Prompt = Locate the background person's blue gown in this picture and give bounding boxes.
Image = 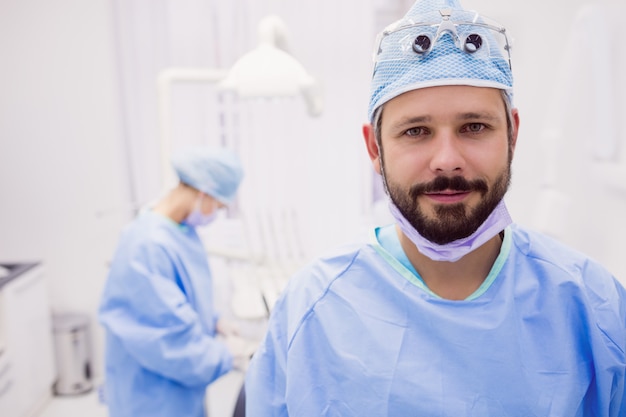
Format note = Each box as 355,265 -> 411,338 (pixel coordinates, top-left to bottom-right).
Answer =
246,224 -> 626,416
99,211 -> 232,417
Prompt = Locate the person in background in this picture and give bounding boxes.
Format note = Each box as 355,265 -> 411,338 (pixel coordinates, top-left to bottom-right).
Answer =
99,145 -> 250,417
244,0 -> 626,415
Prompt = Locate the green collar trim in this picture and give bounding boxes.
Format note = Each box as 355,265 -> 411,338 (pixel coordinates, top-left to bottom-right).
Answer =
370,226 -> 512,301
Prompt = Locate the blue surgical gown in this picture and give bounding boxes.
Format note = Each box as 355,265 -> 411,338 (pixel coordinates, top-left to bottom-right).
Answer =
99,211 -> 232,417
246,224 -> 626,416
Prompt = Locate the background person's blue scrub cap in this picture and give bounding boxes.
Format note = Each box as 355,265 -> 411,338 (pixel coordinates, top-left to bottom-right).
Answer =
171,146 -> 244,205
368,0 -> 513,122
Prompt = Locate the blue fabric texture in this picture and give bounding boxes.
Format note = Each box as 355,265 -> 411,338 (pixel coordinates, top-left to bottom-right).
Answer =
245,224 -> 626,416
99,211 -> 232,417
368,0 -> 513,121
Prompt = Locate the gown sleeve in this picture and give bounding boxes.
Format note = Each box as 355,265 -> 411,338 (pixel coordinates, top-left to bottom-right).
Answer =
611,278 -> 626,415
585,270 -> 626,416
245,294 -> 290,417
99,238 -> 233,387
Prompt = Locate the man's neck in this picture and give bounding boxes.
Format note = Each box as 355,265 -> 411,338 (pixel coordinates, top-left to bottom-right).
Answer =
397,225 -> 503,300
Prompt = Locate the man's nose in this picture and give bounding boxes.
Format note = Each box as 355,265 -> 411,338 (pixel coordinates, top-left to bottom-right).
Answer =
428,133 -> 465,174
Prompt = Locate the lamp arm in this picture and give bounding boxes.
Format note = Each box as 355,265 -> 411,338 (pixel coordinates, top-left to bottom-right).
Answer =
300,80 -> 324,118
258,15 -> 291,52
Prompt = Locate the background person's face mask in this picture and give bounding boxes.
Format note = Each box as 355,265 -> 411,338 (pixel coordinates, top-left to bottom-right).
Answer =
184,195 -> 219,227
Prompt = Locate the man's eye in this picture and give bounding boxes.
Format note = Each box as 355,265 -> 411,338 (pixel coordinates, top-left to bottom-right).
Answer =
465,123 -> 485,133
406,127 -> 426,136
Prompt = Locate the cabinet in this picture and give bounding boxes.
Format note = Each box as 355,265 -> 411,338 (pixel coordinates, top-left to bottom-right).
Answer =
0,263 -> 56,417
0,343 -> 18,417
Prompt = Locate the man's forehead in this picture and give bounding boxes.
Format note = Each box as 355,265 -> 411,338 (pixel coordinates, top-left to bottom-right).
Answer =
383,85 -> 506,122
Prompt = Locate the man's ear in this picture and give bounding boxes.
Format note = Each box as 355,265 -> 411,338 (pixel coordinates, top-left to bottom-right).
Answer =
510,108 -> 520,156
362,123 -> 381,174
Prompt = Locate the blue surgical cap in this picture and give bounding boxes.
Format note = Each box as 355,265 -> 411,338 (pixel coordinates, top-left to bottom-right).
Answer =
368,0 -> 513,122
171,146 -> 244,205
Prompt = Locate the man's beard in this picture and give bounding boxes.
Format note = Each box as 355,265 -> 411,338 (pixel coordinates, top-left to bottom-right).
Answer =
384,165 -> 511,245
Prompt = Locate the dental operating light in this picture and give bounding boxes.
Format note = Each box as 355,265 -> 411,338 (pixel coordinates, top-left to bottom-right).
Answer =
158,15 -> 323,190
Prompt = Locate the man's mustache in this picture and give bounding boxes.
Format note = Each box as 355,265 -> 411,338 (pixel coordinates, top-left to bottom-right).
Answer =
409,176 -> 489,199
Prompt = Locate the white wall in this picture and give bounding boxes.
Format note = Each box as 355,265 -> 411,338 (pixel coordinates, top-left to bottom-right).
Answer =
1,0 -> 625,382
0,0 -> 130,376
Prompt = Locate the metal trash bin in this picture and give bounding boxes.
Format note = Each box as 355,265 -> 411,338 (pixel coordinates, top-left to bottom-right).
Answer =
52,312 -> 93,395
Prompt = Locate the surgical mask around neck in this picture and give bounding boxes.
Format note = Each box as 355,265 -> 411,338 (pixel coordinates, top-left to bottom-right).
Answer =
388,199 -> 512,262
184,196 -> 219,227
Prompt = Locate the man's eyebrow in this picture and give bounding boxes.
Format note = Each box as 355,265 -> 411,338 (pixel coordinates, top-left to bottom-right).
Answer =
457,112 -> 500,121
390,115 -> 431,130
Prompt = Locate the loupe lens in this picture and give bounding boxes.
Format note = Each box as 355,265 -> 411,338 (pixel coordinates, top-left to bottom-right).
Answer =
464,33 -> 483,53
413,35 -> 432,54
